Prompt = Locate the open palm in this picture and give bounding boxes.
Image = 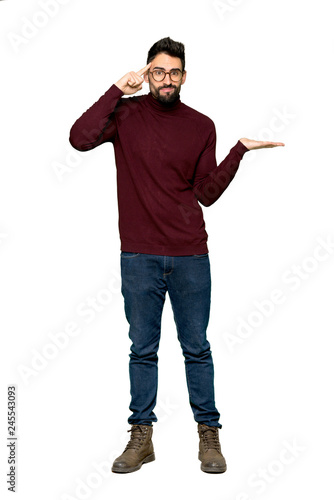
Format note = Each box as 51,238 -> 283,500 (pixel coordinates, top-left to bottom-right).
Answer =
240,138 -> 285,150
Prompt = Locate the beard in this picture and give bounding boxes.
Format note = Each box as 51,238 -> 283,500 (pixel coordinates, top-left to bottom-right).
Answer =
150,83 -> 181,105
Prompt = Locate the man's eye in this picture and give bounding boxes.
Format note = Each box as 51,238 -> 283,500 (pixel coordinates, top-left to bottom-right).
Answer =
155,71 -> 163,75
171,71 -> 180,76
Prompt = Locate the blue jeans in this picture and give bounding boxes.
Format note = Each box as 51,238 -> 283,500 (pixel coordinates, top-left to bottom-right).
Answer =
120,252 -> 221,428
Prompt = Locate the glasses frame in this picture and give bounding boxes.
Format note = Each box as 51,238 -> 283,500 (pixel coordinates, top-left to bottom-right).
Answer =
149,69 -> 184,83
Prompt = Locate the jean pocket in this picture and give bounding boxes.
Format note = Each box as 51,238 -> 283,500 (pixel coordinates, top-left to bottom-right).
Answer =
193,253 -> 208,258
121,252 -> 140,259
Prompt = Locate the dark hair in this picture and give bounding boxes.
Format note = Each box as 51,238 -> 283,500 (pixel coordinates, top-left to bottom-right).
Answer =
147,37 -> 185,71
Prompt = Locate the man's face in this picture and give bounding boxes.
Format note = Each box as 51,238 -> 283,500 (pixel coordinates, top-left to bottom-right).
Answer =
144,53 -> 187,104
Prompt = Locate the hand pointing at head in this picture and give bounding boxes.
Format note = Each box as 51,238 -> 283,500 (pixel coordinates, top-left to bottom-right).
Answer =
115,63 -> 152,95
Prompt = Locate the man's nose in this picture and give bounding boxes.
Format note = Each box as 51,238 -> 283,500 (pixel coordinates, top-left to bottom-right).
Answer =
164,73 -> 171,84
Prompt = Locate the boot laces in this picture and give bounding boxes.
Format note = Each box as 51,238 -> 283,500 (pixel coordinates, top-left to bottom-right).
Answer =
200,426 -> 220,452
124,425 -> 148,451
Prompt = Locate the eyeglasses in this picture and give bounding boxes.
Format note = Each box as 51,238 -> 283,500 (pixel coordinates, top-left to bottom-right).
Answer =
150,69 -> 184,82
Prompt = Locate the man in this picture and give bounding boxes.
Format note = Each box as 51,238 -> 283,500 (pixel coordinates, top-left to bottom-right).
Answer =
69,37 -> 284,474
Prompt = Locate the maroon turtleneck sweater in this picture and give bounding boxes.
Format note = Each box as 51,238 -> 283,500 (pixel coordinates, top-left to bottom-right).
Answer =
69,84 -> 249,256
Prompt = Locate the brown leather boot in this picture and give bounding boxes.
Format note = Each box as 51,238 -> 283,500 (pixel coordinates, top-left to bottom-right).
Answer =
198,423 -> 227,473
112,424 -> 155,473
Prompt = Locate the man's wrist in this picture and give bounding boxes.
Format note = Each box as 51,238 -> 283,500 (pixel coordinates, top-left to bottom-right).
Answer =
112,83 -> 125,96
235,140 -> 250,157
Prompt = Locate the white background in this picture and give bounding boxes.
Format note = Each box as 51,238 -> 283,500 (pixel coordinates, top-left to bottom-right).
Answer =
1,0 -> 334,499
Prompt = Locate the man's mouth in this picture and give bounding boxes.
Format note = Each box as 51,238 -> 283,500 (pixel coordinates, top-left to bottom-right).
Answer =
160,87 -> 174,93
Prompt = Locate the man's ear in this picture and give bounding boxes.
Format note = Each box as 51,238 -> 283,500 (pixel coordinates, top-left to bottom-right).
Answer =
144,73 -> 149,83
181,70 -> 187,85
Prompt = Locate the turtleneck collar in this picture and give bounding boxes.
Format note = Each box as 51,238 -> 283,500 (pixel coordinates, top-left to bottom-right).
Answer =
145,91 -> 182,113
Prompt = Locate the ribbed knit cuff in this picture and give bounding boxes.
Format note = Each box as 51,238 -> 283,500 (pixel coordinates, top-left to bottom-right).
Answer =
234,140 -> 250,158
109,83 -> 125,98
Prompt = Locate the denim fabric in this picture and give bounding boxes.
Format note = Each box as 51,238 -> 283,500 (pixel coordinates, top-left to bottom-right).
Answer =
120,252 -> 221,428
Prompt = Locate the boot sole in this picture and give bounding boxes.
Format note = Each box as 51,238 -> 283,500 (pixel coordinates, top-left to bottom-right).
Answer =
112,453 -> 155,473
200,463 -> 227,473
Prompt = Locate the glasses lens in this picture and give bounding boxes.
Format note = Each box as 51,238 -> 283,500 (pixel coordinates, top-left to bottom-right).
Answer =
152,70 -> 165,82
170,70 -> 182,82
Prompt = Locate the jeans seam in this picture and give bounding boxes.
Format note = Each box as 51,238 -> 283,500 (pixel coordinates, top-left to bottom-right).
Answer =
185,363 -> 193,400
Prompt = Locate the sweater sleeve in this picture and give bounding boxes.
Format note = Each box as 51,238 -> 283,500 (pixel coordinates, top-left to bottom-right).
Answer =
69,84 -> 124,151
192,122 -> 249,207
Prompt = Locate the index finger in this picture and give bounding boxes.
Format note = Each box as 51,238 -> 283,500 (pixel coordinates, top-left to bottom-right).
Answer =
136,62 -> 152,77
